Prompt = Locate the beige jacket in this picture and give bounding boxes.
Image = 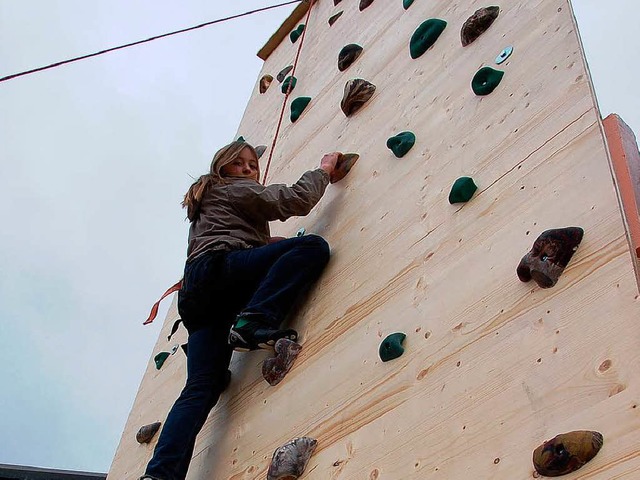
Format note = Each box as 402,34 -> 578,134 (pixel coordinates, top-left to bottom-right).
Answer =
186,169 -> 330,261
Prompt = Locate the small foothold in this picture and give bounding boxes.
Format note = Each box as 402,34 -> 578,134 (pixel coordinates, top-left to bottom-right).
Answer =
338,44 -> 364,71
290,97 -> 312,123
290,24 -> 305,43
260,75 -> 273,94
386,131 -> 416,158
533,431 -> 603,477
496,45 -> 513,64
448,177 -> 478,204
170,344 -> 179,355
340,79 -> 376,116
410,19 -> 447,59
359,0 -> 374,11
334,0 -> 342,5
472,66 -> 504,95
255,145 -> 267,159
331,153 -> 359,183
461,6 -> 500,46
277,65 -> 294,83
403,0 -> 415,9
328,11 -> 344,26
296,227 -> 306,237
136,422 -> 162,444
154,352 -> 170,370
268,437 -> 318,480
282,76 -> 297,94
262,338 -> 302,386
379,333 -> 406,362
517,227 -> 584,288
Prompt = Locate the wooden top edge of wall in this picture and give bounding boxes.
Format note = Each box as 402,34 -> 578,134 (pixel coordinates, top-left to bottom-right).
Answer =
257,1 -> 311,61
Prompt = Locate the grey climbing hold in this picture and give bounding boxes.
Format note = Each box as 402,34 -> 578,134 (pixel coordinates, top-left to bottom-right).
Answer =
341,79 -> 376,116
296,227 -> 306,237
495,45 -> 513,64
268,437 -> 318,480
255,145 -> 267,159
277,65 -> 294,83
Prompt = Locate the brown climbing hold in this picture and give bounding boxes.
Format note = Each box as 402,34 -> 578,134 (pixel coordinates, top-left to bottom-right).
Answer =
517,227 -> 584,288
533,431 -> 603,477
268,437 -> 318,480
461,6 -> 500,46
262,338 -> 302,386
338,44 -> 364,71
255,145 -> 267,159
136,422 -> 162,444
359,0 -> 374,11
259,75 -> 273,94
330,153 -> 359,184
334,0 -> 342,5
277,65 -> 294,83
340,79 -> 376,116
328,11 -> 344,26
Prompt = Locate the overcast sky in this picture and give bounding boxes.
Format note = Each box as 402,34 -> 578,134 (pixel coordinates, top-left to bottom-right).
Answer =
0,0 -> 638,474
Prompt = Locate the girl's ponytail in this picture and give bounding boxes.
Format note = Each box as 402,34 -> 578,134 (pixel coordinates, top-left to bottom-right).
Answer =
182,174 -> 214,221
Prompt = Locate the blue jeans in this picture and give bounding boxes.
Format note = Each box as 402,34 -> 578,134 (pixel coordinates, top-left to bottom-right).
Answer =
145,235 -> 330,480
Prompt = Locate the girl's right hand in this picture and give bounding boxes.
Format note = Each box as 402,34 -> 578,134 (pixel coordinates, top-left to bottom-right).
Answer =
320,152 -> 340,175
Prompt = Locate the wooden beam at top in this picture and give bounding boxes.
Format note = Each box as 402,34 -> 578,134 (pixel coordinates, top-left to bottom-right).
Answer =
257,1 -> 311,61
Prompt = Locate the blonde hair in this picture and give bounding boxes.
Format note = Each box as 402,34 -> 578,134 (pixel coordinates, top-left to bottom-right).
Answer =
182,141 -> 259,221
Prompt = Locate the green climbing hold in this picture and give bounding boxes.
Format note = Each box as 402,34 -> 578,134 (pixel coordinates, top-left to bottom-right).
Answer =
379,333 -> 406,362
472,66 -> 504,95
386,132 -> 416,158
290,24 -> 305,43
237,136 -> 245,142
290,97 -> 312,122
281,76 -> 297,94
403,0 -> 415,9
154,352 -> 170,370
410,19 -> 447,59
255,145 -> 267,159
449,177 -> 478,204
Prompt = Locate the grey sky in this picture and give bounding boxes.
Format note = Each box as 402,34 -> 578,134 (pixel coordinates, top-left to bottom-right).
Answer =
0,0 -> 638,474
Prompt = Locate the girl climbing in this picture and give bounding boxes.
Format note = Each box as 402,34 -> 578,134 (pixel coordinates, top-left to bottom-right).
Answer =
140,140 -> 338,480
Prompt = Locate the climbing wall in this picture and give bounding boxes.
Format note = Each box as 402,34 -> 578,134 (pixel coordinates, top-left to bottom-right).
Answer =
109,0 -> 640,478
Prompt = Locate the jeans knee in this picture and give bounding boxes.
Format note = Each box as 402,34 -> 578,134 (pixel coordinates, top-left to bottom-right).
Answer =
304,234 -> 331,265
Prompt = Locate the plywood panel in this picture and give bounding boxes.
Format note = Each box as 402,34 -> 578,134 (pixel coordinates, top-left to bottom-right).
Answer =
108,0 -> 640,478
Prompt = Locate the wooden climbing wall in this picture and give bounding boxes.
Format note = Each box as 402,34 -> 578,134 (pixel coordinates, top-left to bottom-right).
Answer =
108,0 -> 640,478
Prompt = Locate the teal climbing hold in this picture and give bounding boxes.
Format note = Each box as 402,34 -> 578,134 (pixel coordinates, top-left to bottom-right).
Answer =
386,132 -> 416,158
290,24 -> 305,43
237,136 -> 245,142
472,66 -> 504,95
449,177 -> 478,204
410,19 -> 447,59
379,333 -> 406,362
290,97 -> 312,122
154,352 -> 170,370
403,0 -> 415,9
281,76 -> 297,94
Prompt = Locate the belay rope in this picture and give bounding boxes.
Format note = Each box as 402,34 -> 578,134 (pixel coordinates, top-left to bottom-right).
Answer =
143,1 -> 316,330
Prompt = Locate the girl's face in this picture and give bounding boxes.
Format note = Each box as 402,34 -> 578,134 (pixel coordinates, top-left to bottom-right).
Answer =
220,147 -> 259,181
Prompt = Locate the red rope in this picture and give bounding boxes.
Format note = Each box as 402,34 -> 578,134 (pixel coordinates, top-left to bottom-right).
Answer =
143,280 -> 182,325
261,0 -> 316,184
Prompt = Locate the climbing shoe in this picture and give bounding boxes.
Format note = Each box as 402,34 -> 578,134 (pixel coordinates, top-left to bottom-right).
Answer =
228,320 -> 298,352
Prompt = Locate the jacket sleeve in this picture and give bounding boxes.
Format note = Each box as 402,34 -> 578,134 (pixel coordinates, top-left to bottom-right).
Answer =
228,169 -> 330,222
